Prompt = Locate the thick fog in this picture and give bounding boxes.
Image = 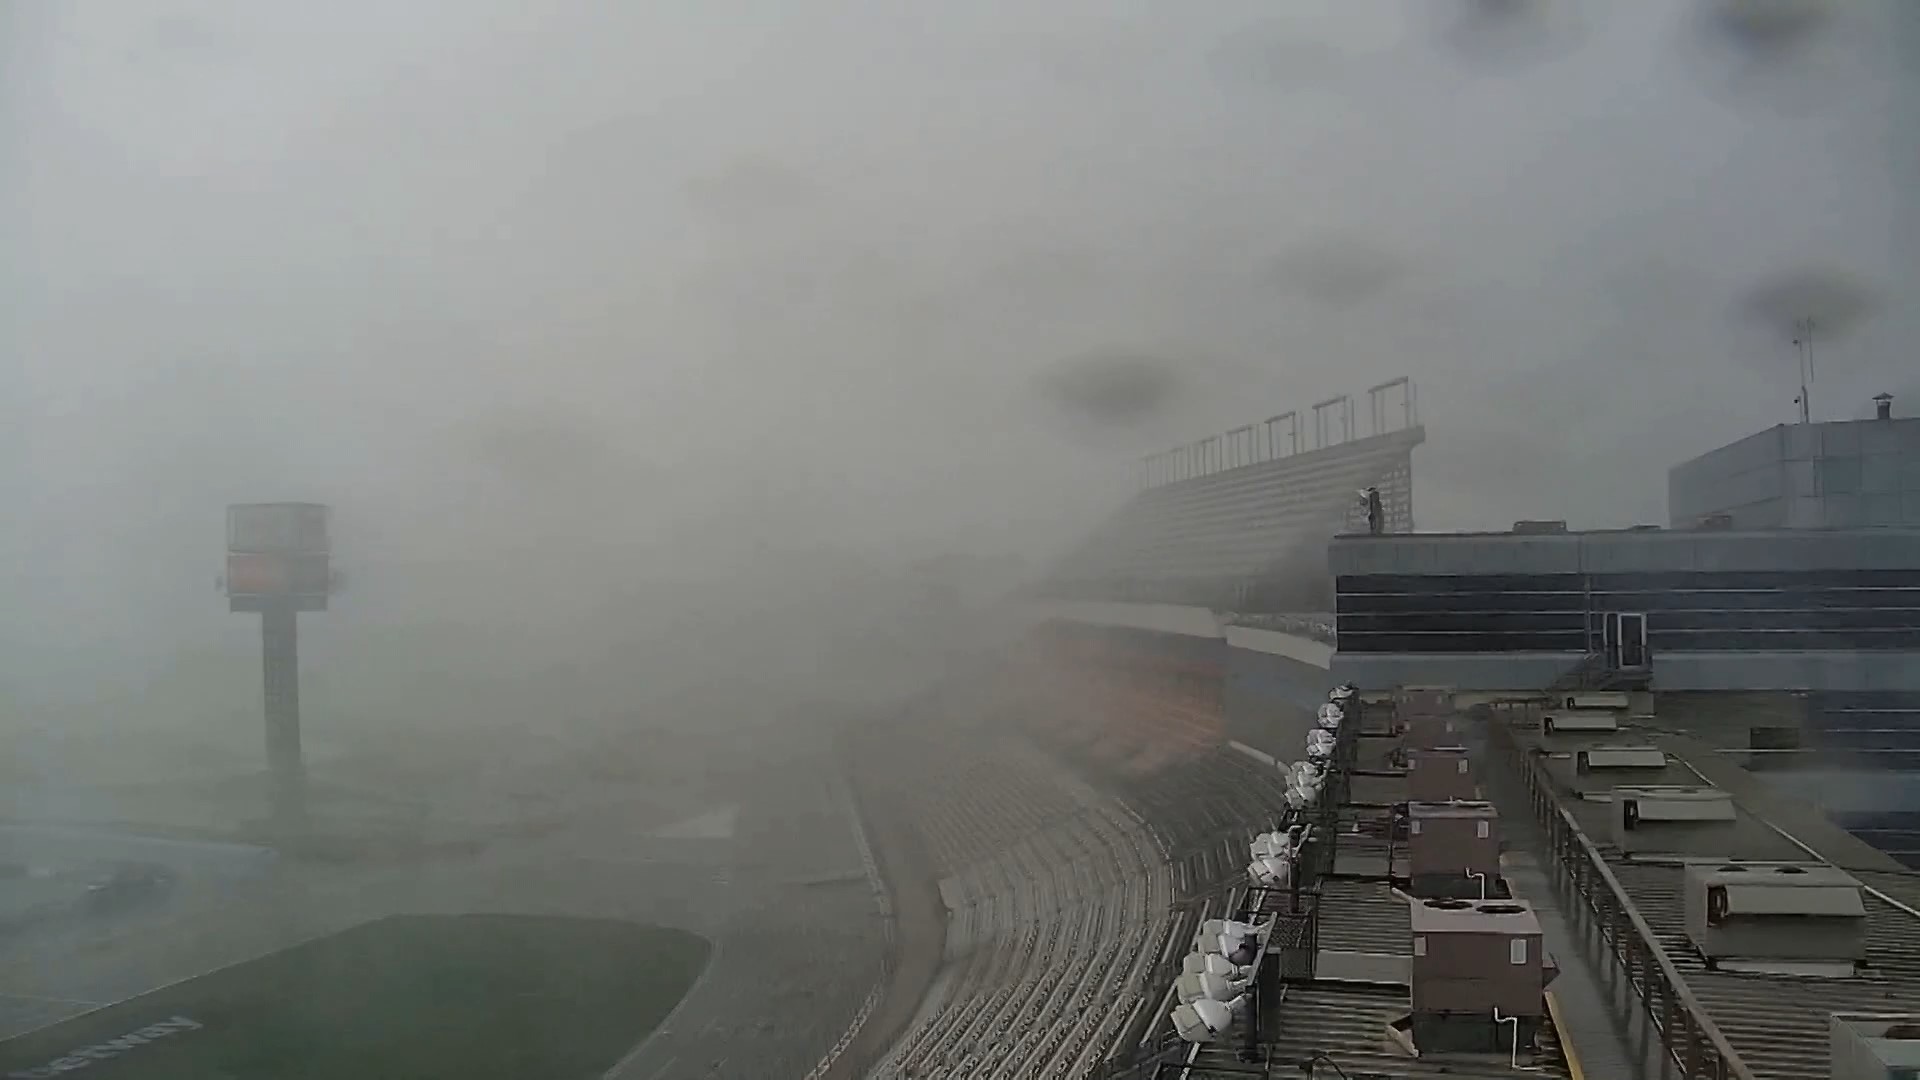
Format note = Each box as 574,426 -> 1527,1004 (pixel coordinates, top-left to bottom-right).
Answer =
4,2 -> 1916,772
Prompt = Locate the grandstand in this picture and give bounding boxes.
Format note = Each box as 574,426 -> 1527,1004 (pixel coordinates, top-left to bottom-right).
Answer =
846,633 -> 1302,1080
1045,381 -> 1423,610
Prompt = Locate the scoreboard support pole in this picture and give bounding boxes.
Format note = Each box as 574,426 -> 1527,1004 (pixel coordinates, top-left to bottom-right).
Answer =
261,600 -> 307,835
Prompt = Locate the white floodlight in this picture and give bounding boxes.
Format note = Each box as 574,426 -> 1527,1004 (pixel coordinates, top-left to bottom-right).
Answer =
1176,970 -> 1247,1004
1183,952 -> 1248,979
1171,1000 -> 1229,1043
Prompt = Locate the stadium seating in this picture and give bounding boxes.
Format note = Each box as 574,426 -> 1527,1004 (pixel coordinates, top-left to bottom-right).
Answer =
860,711 -> 1181,1080
1045,427 -> 1422,607
862,652 -> 1298,1079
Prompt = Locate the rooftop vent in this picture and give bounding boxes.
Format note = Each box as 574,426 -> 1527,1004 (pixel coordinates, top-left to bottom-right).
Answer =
1684,862 -> 1866,968
1832,1013 -> 1920,1080
1410,898 -> 1553,1016
1543,710 -> 1620,735
1875,393 -> 1894,421
1562,691 -> 1629,712
1576,745 -> 1667,773
1611,786 -> 1737,858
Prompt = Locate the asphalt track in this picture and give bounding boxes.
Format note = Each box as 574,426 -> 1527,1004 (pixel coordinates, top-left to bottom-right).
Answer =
0,751 -> 889,1080
821,767 -> 946,1080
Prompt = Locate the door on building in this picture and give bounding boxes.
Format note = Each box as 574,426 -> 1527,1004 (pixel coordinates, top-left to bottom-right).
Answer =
1613,612 -> 1649,669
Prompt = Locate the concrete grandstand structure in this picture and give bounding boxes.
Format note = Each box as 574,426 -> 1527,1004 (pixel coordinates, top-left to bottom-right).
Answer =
1046,381 -> 1424,610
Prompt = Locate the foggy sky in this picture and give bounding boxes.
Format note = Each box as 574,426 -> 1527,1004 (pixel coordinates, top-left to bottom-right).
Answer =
4,2 -> 1917,712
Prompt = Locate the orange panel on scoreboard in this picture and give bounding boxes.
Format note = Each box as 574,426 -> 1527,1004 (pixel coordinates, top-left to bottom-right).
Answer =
227,553 -> 291,594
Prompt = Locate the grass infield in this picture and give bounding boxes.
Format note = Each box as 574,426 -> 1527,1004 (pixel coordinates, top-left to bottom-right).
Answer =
0,914 -> 709,1079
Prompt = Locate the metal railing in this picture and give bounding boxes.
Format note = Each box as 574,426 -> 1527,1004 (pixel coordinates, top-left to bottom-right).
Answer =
1135,378 -> 1418,490
1491,722 -> 1758,1080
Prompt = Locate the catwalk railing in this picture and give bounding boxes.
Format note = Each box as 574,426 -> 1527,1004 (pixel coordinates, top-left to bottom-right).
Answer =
1492,721 -> 1756,1080
1135,377 -> 1418,491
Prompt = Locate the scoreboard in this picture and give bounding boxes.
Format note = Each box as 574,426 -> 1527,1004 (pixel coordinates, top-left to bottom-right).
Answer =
226,503 -> 331,612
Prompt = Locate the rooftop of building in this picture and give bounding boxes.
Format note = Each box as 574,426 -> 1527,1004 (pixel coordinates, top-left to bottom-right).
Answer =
1500,699 -> 1920,1080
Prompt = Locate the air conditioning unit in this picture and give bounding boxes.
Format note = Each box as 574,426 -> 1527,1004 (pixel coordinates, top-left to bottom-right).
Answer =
1684,862 -> 1867,966
1831,1013 -> 1920,1080
1401,686 -> 1455,716
1408,747 -> 1476,802
1610,786 -> 1736,857
1407,800 -> 1501,898
1409,898 -> 1559,1054
1405,713 -> 1459,751
1576,745 -> 1667,773
1542,710 -> 1619,735
1562,691 -> 1629,711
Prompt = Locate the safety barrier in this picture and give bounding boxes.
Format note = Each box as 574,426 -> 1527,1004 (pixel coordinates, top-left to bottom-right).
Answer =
1492,722 -> 1757,1080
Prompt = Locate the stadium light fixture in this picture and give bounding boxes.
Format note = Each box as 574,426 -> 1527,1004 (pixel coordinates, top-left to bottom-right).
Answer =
1176,970 -> 1249,1005
1183,952 -> 1249,979
1306,728 -> 1337,758
1170,996 -> 1250,1043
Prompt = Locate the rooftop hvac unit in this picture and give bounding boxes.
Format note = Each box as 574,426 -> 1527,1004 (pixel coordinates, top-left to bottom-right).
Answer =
1684,862 -> 1867,966
1407,800 -> 1501,898
1576,745 -> 1667,773
1831,1012 -> 1920,1080
1408,898 -> 1559,1054
1511,519 -> 1568,534
1611,786 -> 1737,858
1408,747 -> 1477,802
1406,713 -> 1459,751
1542,710 -> 1619,735
1562,691 -> 1630,711
1401,686 -> 1455,717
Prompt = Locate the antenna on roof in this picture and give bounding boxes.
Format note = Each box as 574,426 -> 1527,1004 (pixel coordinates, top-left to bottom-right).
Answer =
1791,316 -> 1815,424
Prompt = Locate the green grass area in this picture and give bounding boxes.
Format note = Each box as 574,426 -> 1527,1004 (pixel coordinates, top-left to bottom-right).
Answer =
0,915 -> 709,1080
